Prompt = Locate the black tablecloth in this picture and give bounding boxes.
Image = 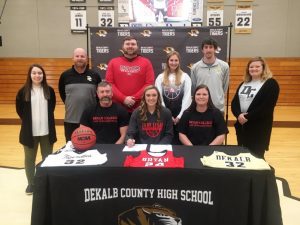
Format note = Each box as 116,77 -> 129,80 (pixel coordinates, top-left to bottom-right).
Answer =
31,145 -> 283,225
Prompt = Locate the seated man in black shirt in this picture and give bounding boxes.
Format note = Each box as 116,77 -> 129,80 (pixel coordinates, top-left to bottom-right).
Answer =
80,81 -> 129,144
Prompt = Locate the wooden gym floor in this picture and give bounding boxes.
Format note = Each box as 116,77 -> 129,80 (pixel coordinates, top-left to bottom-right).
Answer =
0,104 -> 299,198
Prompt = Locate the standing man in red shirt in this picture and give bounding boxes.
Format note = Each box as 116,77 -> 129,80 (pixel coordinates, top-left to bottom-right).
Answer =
106,36 -> 155,113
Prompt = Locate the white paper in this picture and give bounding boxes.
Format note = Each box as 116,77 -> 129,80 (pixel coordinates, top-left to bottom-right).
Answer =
122,144 -> 147,152
149,144 -> 173,152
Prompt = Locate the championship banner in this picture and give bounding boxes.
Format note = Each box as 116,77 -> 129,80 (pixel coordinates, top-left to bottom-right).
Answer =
89,27 -> 229,79
70,6 -> 87,33
129,0 -> 203,27
118,0 -> 130,22
191,0 -> 204,26
207,5 -> 224,27
98,6 -> 115,27
235,5 -> 252,34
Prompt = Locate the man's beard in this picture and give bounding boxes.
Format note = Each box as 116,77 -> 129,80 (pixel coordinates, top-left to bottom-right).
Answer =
75,61 -> 87,69
122,48 -> 138,56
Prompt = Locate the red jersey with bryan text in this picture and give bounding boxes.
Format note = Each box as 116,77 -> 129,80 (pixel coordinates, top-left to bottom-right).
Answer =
124,150 -> 184,168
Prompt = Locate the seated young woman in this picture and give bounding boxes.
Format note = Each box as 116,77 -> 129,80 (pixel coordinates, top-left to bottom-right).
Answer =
178,84 -> 228,146
126,85 -> 173,147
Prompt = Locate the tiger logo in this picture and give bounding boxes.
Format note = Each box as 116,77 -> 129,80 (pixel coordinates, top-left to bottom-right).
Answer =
97,63 -> 108,70
187,63 -> 193,70
118,204 -> 182,225
215,46 -> 222,54
140,30 -> 152,37
96,30 -> 108,37
163,47 -> 175,54
188,29 -> 199,37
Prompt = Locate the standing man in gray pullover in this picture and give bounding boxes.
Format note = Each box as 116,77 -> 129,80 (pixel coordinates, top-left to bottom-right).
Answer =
191,38 -> 229,113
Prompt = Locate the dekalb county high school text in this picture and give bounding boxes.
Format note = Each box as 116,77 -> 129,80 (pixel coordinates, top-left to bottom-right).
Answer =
84,188 -> 214,205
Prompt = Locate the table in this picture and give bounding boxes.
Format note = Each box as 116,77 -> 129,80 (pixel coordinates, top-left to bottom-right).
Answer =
31,145 -> 283,225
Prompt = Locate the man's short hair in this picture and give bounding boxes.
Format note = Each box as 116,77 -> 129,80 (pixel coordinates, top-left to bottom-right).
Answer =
123,36 -> 138,45
98,81 -> 112,88
201,37 -> 218,49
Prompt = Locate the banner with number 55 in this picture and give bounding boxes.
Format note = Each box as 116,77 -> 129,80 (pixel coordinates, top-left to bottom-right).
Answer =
207,5 -> 224,27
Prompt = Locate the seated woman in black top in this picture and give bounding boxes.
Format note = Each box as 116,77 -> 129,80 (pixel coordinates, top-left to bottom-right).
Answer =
178,84 -> 228,146
126,85 -> 173,147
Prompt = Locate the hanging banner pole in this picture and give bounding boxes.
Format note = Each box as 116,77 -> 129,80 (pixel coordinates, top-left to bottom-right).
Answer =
86,23 -> 90,68
225,22 -> 233,145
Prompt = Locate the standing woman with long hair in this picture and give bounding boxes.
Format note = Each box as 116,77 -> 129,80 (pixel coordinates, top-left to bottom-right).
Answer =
231,57 -> 279,158
155,51 -> 191,144
178,84 -> 228,146
126,85 -> 173,147
16,64 -> 57,194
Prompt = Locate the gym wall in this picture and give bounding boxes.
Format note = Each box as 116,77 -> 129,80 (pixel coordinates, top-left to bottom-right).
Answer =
0,0 -> 299,58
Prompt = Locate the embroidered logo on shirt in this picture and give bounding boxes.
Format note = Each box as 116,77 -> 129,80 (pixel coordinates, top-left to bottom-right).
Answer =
92,116 -> 117,123
142,122 -> 163,138
87,76 -> 92,82
189,120 -> 212,128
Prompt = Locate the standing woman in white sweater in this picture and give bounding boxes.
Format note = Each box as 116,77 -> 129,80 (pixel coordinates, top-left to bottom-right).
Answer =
155,51 -> 192,144
16,64 -> 57,194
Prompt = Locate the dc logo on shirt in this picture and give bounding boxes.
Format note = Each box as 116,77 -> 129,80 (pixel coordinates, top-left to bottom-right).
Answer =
241,86 -> 256,98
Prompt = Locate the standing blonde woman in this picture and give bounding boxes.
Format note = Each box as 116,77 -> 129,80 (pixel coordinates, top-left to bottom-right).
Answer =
16,64 -> 57,194
231,57 -> 279,158
155,51 -> 191,144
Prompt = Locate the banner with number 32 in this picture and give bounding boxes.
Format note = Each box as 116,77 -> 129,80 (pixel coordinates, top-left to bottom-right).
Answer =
98,6 -> 115,27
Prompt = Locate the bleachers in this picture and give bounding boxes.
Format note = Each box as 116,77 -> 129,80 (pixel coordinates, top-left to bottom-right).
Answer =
0,57 -> 299,126
0,58 -> 72,105
229,58 -> 300,106
1,57 -> 300,106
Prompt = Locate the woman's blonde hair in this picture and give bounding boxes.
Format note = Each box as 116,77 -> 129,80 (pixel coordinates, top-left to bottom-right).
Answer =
139,85 -> 162,122
162,51 -> 183,86
244,57 -> 273,82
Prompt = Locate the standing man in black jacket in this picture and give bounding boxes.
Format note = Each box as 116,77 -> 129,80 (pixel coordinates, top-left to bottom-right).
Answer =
59,48 -> 101,141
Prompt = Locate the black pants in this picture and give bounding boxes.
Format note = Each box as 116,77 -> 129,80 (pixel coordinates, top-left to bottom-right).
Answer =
64,122 -> 80,142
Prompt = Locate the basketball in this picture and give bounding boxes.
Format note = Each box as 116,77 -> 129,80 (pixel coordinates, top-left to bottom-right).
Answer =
71,126 -> 96,151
